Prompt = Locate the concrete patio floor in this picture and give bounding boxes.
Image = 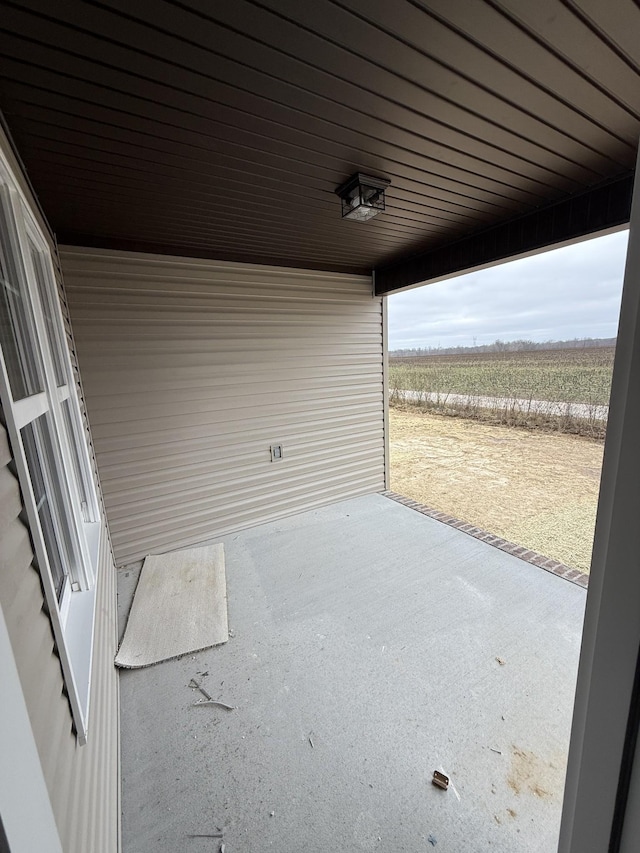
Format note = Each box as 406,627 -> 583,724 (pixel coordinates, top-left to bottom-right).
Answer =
117,493 -> 586,853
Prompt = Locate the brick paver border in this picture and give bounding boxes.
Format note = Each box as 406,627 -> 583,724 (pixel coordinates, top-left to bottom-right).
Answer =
382,490 -> 589,589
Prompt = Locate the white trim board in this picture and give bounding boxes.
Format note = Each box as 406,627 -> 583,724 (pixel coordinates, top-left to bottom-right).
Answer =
558,148 -> 640,853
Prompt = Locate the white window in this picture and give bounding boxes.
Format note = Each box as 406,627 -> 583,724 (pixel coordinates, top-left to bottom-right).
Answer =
0,153 -> 100,744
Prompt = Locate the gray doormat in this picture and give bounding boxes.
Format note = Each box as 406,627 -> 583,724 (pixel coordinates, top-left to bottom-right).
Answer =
115,543 -> 228,669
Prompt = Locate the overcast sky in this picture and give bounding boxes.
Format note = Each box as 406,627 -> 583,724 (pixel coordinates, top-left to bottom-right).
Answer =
387,230 -> 629,350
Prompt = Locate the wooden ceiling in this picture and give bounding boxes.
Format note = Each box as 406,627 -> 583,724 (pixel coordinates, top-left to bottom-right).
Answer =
0,0 -> 638,293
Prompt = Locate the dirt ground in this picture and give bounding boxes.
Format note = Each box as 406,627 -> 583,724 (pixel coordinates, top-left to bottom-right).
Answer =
389,406 -> 605,573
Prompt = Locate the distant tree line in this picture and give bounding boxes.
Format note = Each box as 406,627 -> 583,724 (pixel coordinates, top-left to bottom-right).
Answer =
390,336 -> 616,358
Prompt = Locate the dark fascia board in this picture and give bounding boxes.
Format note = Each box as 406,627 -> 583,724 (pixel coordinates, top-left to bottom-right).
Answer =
374,173 -> 634,296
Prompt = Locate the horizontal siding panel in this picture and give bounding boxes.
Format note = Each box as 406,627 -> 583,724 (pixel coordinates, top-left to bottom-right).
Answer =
73,326 -> 382,343
12,610 -> 57,710
72,313 -> 383,330
0,460 -> 23,530
0,419 -> 119,852
78,351 -> 382,371
85,378 -> 381,406
94,412 -> 382,445
0,230 -> 119,852
104,433 -> 377,501
62,247 -> 385,564
89,407 -> 383,452
104,444 -> 383,512
0,525 -> 33,608
107,451 -> 384,530
53,253 -> 121,852
35,664 -> 74,785
81,361 -> 382,392
1,534 -> 41,624
60,254 -> 373,289
97,423 -> 384,478
61,248 -> 374,283
66,277 -> 378,300
73,305 -> 380,324
72,298 -> 380,313
78,344 -> 380,363
63,527 -> 120,853
65,279 -> 378,297
90,387 -> 383,427
112,474 -> 383,565
99,436 -> 379,494
73,338 -> 380,354
107,466 -> 380,552
85,374 -> 383,410
73,335 -> 381,353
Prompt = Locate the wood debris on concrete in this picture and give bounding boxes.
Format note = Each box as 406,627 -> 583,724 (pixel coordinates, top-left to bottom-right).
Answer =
432,770 -> 449,790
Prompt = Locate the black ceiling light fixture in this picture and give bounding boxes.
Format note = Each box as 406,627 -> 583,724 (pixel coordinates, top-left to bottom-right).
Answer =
335,173 -> 391,222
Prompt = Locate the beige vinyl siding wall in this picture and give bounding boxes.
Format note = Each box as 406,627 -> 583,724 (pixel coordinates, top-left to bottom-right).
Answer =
0,417 -> 119,853
61,247 -> 385,566
0,126 -> 120,852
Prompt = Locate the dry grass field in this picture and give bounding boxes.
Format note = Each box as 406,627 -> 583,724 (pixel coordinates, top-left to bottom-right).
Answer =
390,347 -> 614,437
390,346 -> 614,402
389,406 -> 604,573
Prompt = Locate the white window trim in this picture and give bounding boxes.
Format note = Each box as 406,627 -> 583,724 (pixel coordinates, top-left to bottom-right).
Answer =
13,391 -> 48,428
18,209 -> 99,586
0,153 -> 101,745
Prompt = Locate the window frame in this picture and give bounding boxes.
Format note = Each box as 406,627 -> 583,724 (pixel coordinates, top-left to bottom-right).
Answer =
0,152 -> 100,745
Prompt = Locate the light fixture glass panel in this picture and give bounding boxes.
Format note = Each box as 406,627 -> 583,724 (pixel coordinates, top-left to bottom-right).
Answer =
344,203 -> 380,221
336,173 -> 389,222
